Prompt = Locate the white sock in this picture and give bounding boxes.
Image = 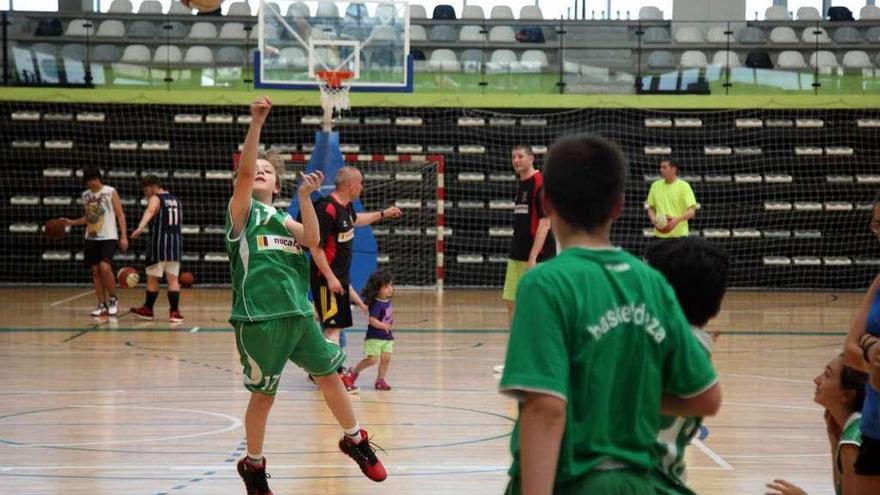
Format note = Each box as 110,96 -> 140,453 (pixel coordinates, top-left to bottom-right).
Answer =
246,452 -> 263,465
344,424 -> 362,444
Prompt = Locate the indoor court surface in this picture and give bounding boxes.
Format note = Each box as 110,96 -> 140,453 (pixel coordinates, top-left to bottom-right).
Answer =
0,287 -> 860,495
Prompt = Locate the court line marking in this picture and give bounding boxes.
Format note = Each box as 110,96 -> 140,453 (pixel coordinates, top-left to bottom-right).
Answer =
723,453 -> 828,459
719,372 -> 813,385
692,438 -> 734,470
49,290 -> 95,307
0,464 -> 511,471
724,401 -> 822,412
11,405 -> 241,448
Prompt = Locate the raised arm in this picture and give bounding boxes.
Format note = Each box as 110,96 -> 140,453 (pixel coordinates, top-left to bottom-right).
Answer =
230,96 -> 272,238
111,189 -> 128,251
355,206 -> 402,227
283,171 -> 325,249
132,195 -> 161,239
844,274 -> 880,372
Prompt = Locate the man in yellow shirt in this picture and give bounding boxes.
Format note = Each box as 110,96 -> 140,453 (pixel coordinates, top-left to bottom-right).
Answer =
646,160 -> 696,238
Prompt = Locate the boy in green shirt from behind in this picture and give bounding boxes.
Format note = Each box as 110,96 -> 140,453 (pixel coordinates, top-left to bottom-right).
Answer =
499,136 -> 722,495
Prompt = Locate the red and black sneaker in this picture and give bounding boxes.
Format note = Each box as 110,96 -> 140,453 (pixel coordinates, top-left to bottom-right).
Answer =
236,457 -> 273,495
339,429 -> 387,482
130,306 -> 154,320
169,310 -> 184,323
340,372 -> 360,394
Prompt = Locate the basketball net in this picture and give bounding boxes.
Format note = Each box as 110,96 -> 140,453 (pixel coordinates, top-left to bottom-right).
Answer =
317,70 -> 354,113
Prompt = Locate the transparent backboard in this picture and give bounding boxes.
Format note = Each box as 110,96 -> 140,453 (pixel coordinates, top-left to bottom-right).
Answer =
255,0 -> 412,91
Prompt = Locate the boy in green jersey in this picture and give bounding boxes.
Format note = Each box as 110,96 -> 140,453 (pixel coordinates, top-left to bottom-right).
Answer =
644,237 -> 730,495
499,136 -> 722,495
230,97 -> 386,495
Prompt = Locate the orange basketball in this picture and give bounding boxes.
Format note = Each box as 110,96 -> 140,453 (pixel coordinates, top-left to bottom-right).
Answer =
179,271 -> 195,288
45,218 -> 66,239
182,0 -> 222,12
117,266 -> 140,289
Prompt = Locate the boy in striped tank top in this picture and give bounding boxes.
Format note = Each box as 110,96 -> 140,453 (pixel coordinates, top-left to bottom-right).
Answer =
230,97 -> 386,495
644,237 -> 729,495
131,176 -> 184,322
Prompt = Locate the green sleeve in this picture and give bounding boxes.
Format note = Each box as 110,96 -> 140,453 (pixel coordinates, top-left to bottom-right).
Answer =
683,182 -> 697,209
660,282 -> 718,397
499,270 -> 569,402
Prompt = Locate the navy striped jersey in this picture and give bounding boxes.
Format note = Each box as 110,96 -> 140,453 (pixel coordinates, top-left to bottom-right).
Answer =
147,192 -> 182,263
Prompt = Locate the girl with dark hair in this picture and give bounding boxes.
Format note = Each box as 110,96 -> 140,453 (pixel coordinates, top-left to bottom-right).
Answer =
346,270 -> 396,390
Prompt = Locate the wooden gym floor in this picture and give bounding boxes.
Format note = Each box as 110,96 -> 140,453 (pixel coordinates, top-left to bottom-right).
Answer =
0,287 -> 862,494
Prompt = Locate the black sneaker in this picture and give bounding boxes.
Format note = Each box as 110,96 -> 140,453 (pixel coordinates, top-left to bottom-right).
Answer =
339,429 -> 387,482
237,457 -> 273,495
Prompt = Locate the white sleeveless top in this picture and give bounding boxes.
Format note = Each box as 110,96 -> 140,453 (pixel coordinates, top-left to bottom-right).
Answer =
81,185 -> 118,240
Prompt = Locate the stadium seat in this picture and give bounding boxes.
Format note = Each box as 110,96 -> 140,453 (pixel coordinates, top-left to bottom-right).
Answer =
643,27 -> 670,43
520,6 -> 542,20
138,0 -> 163,14
460,49 -> 484,72
263,2 -> 282,15
168,1 -> 191,14
120,44 -> 151,63
745,51 -> 773,68
832,26 -> 862,43
153,45 -> 183,63
427,49 -> 460,72
861,5 -> 880,19
867,27 -> 880,43
127,21 -> 158,39
216,46 -> 245,65
108,0 -> 133,14
432,5 -> 456,20
255,23 -> 279,40
184,46 -> 213,65
344,3 -> 368,22
462,5 -> 484,19
163,21 -> 189,39
459,25 -> 486,43
765,6 -> 789,20
61,43 -> 87,61
279,47 -> 308,68
711,50 -> 741,67
810,50 -> 839,68
429,25 -> 457,42
737,26 -> 767,43
638,6 -> 663,20
796,7 -> 821,20
92,44 -> 121,63
219,23 -> 248,40
316,1 -> 340,18
487,49 -> 517,72
96,20 -> 125,37
769,26 -> 798,43
227,1 -> 251,16
410,4 -> 427,19
706,25 -> 731,43
188,22 -> 218,39
842,50 -> 872,69
674,26 -> 703,43
647,50 -> 675,68
490,6 -> 514,19
488,26 -> 516,42
287,2 -> 310,17
520,50 -> 549,72
65,19 -> 92,36
801,26 -> 831,44
410,24 -> 427,41
680,50 -> 707,68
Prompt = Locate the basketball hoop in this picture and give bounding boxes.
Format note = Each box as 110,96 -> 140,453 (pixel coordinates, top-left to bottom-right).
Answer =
316,70 -> 354,113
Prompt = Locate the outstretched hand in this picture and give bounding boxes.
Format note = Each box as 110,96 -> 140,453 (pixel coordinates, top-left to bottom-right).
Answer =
250,96 -> 273,125
297,171 -> 325,196
765,479 -> 807,495
383,206 -> 403,219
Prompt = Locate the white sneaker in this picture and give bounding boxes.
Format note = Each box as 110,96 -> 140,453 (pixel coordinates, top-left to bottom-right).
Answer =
107,297 -> 119,316
493,365 -> 505,374
90,303 -> 108,317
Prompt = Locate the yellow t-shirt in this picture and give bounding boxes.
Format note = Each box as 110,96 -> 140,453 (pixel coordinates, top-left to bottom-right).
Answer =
646,179 -> 696,238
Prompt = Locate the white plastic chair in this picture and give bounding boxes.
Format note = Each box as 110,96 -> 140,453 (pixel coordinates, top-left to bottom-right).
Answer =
777,51 -> 807,69
680,50 -> 708,69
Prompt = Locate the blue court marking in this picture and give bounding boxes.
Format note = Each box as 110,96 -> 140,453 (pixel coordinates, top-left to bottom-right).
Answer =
698,425 -> 710,441
152,442 -> 243,495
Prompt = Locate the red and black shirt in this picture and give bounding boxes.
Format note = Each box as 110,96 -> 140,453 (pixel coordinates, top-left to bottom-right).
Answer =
310,194 -> 357,286
509,171 -> 556,262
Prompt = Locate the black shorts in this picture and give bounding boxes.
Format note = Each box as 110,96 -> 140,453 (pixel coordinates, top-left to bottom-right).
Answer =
83,240 -> 117,267
856,434 -> 880,475
311,280 -> 353,330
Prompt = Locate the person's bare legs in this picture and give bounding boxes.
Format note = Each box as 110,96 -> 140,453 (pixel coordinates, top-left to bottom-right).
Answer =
313,373 -> 358,430
324,327 -> 342,345
91,265 -> 106,304
98,260 -> 115,300
378,353 -> 391,381
353,355 -> 379,374
244,392 -> 275,457
505,300 -> 515,326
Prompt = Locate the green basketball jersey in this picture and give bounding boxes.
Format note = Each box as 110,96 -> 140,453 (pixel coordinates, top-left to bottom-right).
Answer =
499,247 -> 717,487
653,327 -> 714,495
226,199 -> 314,322
835,412 -> 862,495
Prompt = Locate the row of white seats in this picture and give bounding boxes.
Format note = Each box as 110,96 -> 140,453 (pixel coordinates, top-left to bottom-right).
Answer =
423,49 -> 548,73
674,25 -> 880,44
764,5 -> 880,20
679,50 -> 878,69
65,19 -> 260,39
